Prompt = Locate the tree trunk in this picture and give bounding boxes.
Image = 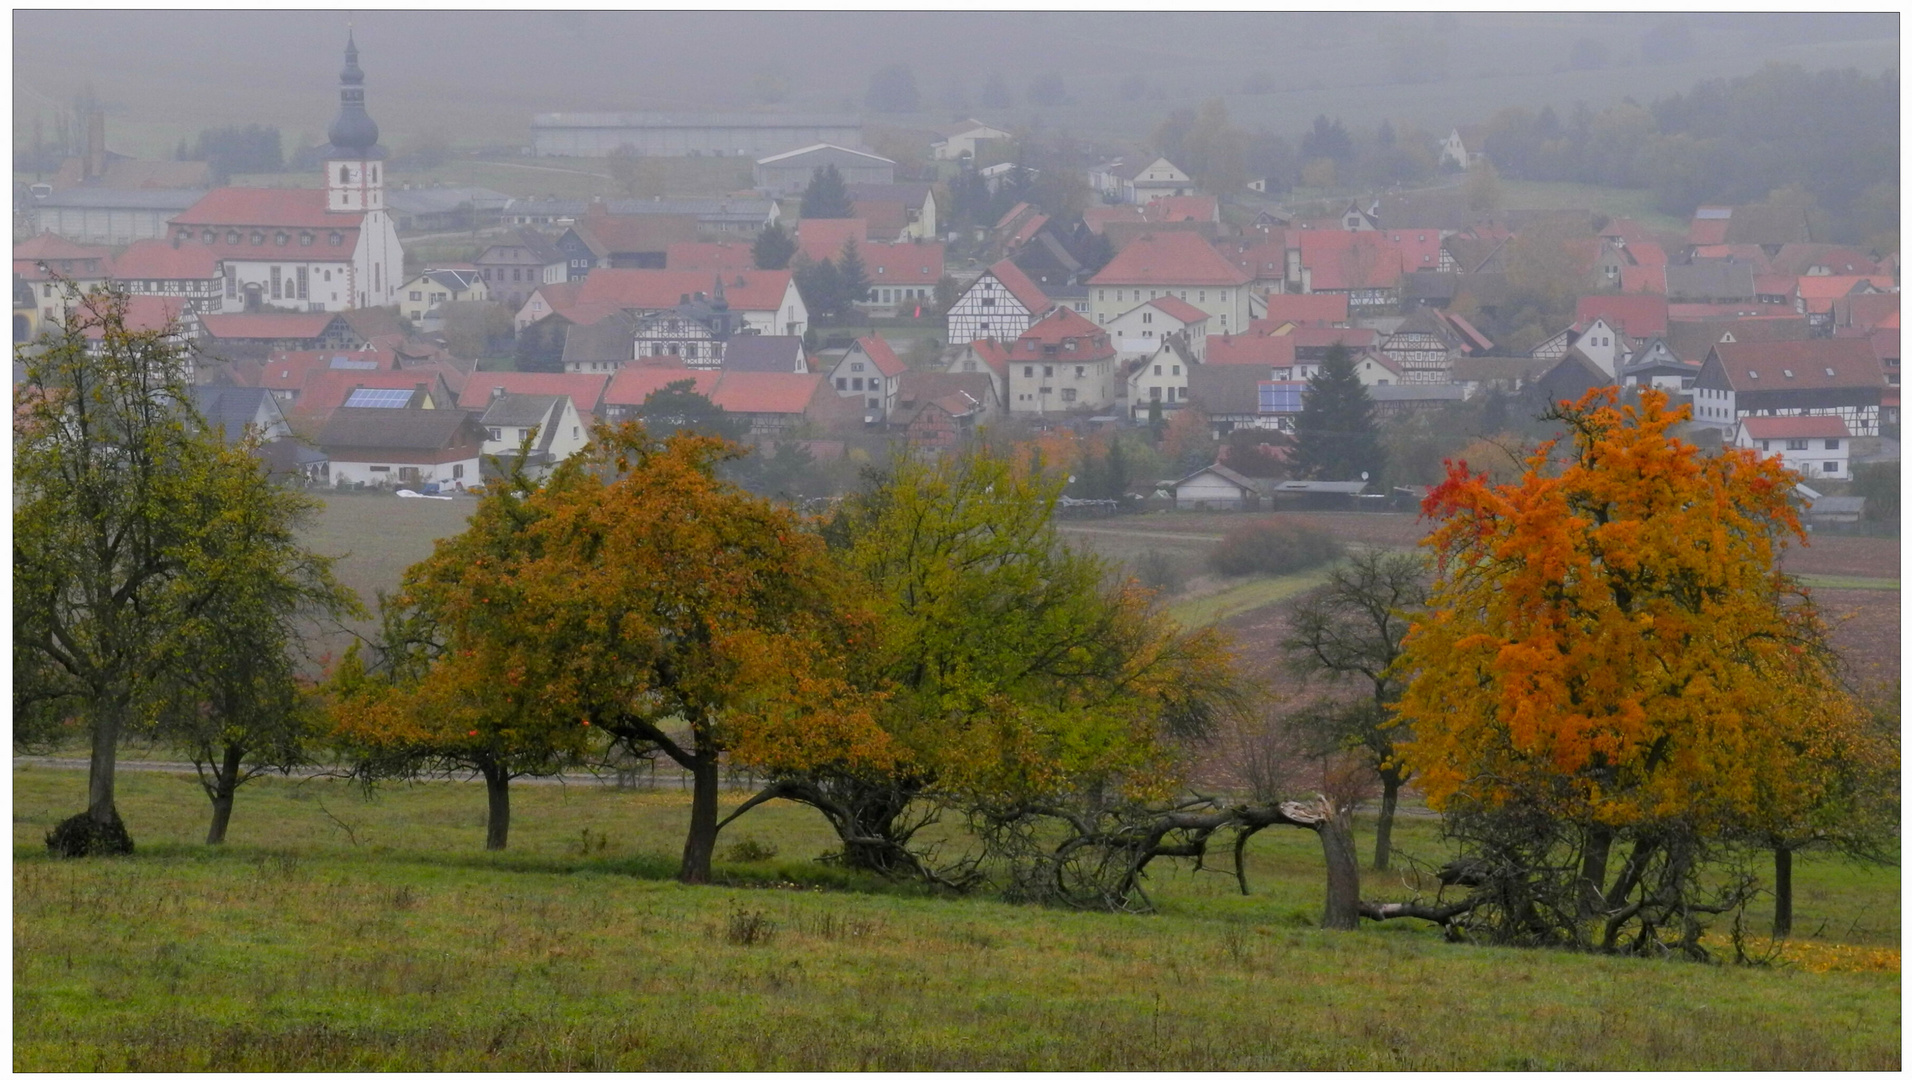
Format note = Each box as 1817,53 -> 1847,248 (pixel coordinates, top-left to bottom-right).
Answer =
479,760 -> 511,851
86,696 -> 123,826
1317,804 -> 1362,931
1579,823 -> 1614,916
204,742 -> 245,845
679,752 -> 720,884
1772,843 -> 1793,939
1373,772 -> 1401,872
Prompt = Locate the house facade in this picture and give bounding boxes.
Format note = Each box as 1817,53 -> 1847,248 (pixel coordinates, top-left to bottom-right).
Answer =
945,259 -> 1050,345
1105,296 -> 1210,359
1733,415 -> 1852,480
1692,339 -> 1884,436
825,335 -> 907,416
1088,231 -> 1253,334
318,408 -> 486,490
1005,307 -> 1119,415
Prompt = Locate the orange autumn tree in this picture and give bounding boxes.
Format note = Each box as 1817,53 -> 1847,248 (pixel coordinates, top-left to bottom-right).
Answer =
1388,388 -> 1866,955
335,426 -> 891,880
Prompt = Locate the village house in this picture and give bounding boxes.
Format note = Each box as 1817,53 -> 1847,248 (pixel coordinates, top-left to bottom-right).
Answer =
1439,125 -> 1487,170
946,259 -> 1051,346
101,239 -> 228,315
847,183 -> 938,242
1732,415 -> 1852,481
1125,334 -> 1198,421
1692,338 -> 1885,437
600,367 -> 721,425
167,35 -> 403,313
397,268 -> 488,325
458,372 -> 611,424
572,268 -> 807,337
1293,230 -> 1404,313
710,371 -> 859,440
473,230 -> 568,310
722,335 -> 808,374
857,242 -> 946,319
1170,463 -> 1266,511
1091,157 -> 1196,204
1105,295 -> 1211,360
191,384 -> 327,480
16,233 -> 115,324
479,392 -> 589,477
1089,231 -> 1252,334
1184,365 -> 1298,435
557,212 -> 702,277
317,408 -> 486,490
384,186 -> 510,233
1005,307 -> 1119,416
198,311 -> 363,363
824,335 -> 907,417
559,312 -> 641,375
939,338 -> 1012,404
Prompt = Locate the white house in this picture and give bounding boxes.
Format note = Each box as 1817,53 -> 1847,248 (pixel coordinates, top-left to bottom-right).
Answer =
931,119 -> 1012,161
824,335 -> 907,416
1351,352 -> 1404,387
479,393 -> 589,477
1117,157 -> 1196,204
398,268 -> 488,324
945,258 -> 1051,345
1440,126 -> 1485,171
317,408 -> 486,491
1005,307 -> 1120,415
1104,295 -> 1210,359
1126,336 -> 1197,421
1733,415 -> 1852,480
941,339 -> 1012,406
1170,463 -> 1262,511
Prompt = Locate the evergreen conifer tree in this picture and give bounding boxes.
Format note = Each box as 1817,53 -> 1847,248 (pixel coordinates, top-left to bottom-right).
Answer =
835,238 -> 871,317
752,222 -> 796,270
800,164 -> 854,219
1289,344 -> 1385,483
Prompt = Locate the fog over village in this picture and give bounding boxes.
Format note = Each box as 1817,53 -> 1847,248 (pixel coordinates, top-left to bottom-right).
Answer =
11,10 -> 1902,1071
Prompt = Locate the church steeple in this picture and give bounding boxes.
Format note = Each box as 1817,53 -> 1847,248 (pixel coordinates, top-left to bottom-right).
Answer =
327,30 -> 381,155
325,29 -> 385,215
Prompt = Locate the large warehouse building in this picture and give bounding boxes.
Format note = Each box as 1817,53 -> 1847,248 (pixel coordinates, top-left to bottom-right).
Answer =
530,112 -> 863,158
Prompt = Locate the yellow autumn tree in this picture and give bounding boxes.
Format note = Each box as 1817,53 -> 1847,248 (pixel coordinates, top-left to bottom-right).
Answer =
1388,388 -> 1869,954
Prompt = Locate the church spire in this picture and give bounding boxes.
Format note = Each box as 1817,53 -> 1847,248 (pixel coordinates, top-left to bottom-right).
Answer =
327,30 -> 381,155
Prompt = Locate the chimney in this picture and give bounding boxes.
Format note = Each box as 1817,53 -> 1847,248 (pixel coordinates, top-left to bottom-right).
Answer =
491,386 -> 505,400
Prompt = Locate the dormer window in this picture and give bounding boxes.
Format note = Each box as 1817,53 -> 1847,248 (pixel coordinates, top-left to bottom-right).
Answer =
301,232 -> 313,246
251,232 -> 265,245
275,232 -> 288,246
330,232 -> 344,246
227,230 -> 241,244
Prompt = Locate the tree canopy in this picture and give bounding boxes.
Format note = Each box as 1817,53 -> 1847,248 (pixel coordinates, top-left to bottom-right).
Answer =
1288,344 -> 1385,483
800,164 -> 855,219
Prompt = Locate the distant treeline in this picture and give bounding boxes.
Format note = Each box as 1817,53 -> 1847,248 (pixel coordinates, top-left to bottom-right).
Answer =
1475,64 -> 1898,225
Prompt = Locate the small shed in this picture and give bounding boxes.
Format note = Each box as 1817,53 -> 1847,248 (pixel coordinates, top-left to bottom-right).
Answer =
1170,463 -> 1263,511
1267,479 -> 1371,511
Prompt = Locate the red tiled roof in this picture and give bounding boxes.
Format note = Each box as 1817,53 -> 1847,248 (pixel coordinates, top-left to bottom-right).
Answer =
1441,310 -> 1495,354
78,295 -> 187,339
855,335 -> 907,378
199,312 -> 338,340
603,366 -> 720,408
1754,273 -> 1799,296
1382,229 -> 1443,272
109,240 -> 223,281
992,202 -> 1032,231
1147,296 -> 1209,324
1628,241 -> 1669,267
1691,244 -> 1773,272
1795,275 -> 1895,300
1739,415 -> 1851,440
1089,231 -> 1251,288
1206,332 -> 1297,367
795,218 -> 868,263
1286,325 -> 1379,349
1575,295 -> 1669,339
1217,236 -> 1288,280
1256,292 -> 1347,326
862,241 -> 944,284
666,241 -> 757,274
1297,230 -> 1403,291
708,372 -> 823,415
292,370 -> 446,417
457,373 -> 611,416
171,187 -> 363,230
575,268 -> 794,314
15,233 -> 111,262
262,348 -> 397,390
1006,213 -> 1048,250
962,339 -> 1011,377
852,199 -> 911,241
1014,307 -> 1116,361
1688,218 -> 1730,246
986,259 -> 1050,314
1620,265 -> 1667,295
570,212 -> 700,258
1710,339 -> 1884,392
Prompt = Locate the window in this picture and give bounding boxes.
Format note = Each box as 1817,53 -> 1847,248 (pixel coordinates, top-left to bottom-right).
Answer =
962,360 -> 977,372
1024,366 -> 1034,377
1153,365 -> 1162,376
852,378 -> 864,391
850,362 -> 864,373
981,296 -> 995,307
1758,440 -> 1771,451
1040,386 -> 1052,395
1042,366 -> 1053,377
411,291 -> 423,301
275,232 -> 288,246
296,266 -> 308,300
453,463 -> 463,480
1172,365 -> 1181,376
488,428 -> 502,441
1074,366 -> 1085,378
836,377 -> 847,390
251,232 -> 265,246
300,232 -> 313,246
202,229 -> 215,244
330,232 -> 344,246
1061,388 -> 1077,402
340,165 -> 351,184
270,266 -> 282,299
1823,461 -> 1839,473
1177,387 -> 1188,400
1142,312 -> 1153,324
370,465 -> 390,473
1786,439 -> 1809,451
1825,439 -> 1840,450
1149,386 -> 1162,401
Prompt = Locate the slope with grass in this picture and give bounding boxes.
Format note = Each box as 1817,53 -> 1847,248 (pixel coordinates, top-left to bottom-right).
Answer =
13,766 -> 1899,1071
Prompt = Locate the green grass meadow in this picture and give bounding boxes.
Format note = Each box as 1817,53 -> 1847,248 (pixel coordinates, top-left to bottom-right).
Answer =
13,765 -> 1900,1070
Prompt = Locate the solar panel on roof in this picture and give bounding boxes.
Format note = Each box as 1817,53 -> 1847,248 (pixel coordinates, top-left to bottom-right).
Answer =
1259,382 -> 1304,414
344,388 -> 414,408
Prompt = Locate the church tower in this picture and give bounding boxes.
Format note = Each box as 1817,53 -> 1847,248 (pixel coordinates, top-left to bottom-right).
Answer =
325,31 -> 385,214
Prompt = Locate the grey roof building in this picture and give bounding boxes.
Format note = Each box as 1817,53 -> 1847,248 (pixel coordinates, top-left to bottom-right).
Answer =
754,144 -> 896,196
559,312 -> 639,374
385,186 -> 511,231
722,335 -> 807,374
1665,261 -> 1758,304
25,187 -> 206,246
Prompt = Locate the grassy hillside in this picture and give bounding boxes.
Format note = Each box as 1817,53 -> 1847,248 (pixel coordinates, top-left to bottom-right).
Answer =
12,766 -> 1899,1070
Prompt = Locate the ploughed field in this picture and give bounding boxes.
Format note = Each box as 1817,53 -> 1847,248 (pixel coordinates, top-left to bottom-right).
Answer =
11,767 -> 1900,1071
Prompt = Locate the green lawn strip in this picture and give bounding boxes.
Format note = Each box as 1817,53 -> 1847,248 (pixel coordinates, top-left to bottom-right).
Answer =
1797,575 -> 1900,591
1169,567 -> 1336,627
